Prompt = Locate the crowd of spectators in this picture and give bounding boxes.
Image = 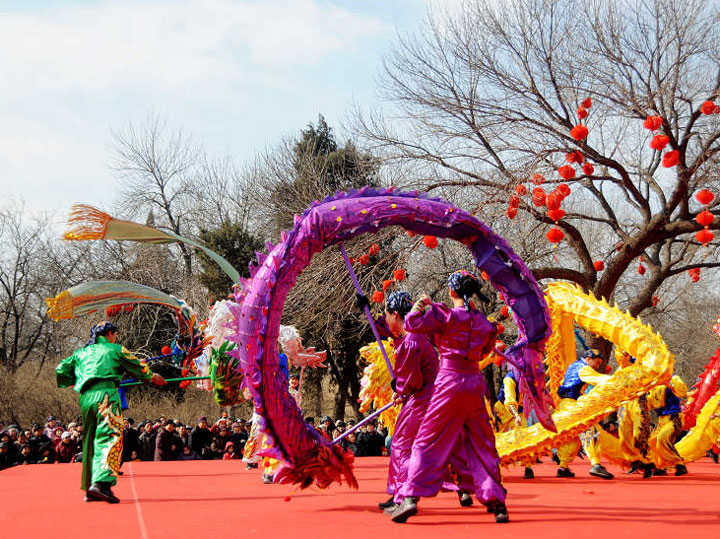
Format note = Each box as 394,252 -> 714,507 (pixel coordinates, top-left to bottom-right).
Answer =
0,412 -> 391,471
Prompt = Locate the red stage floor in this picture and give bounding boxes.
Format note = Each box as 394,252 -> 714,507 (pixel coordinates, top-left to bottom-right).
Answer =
2,458 -> 720,538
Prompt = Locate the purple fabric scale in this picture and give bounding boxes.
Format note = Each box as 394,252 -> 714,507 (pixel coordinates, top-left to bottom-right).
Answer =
226,187 -> 553,489
398,304 -> 506,505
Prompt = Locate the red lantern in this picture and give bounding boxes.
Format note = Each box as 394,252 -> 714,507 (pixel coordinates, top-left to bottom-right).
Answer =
662,150 -> 679,168
371,290 -> 384,303
406,230 -> 417,237
688,267 -> 701,283
593,260 -> 604,272
393,268 -> 406,281
161,346 -> 173,355
546,227 -> 565,243
643,115 -> 663,130
696,210 -> 715,227
577,107 -> 588,120
637,264 -> 646,275
496,323 -> 505,334
558,165 -> 576,180
651,296 -> 659,307
423,235 -> 438,249
547,209 -> 565,222
582,163 -> 594,175
531,174 -> 545,185
515,184 -> 527,196
700,100 -> 716,115
382,279 -> 394,291
696,229 -> 715,245
557,183 -> 571,197
359,254 -> 370,265
570,124 -> 589,141
509,195 -> 520,208
581,97 -> 593,109
500,305 -> 510,318
546,192 -> 562,211
481,271 -> 490,281
368,243 -> 380,256
505,207 -> 518,220
649,134 -> 670,151
696,189 -> 715,206
566,151 -> 584,164
532,187 -> 546,207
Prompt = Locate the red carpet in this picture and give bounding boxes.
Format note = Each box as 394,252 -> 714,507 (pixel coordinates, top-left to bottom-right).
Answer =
2,458 -> 719,538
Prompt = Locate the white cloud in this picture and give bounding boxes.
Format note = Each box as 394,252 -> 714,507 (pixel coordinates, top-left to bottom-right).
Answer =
0,0 -> 388,214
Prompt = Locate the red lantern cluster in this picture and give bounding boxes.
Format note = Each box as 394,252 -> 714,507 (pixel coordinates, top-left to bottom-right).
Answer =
649,134 -> 670,151
643,115 -> 663,130
570,124 -> 589,141
368,243 -> 380,256
688,267 -> 701,283
582,163 -> 594,175
694,189 -> 716,247
393,268 -> 406,281
565,151 -> 584,164
558,165 -> 576,180
371,290 -> 385,303
700,100 -> 719,115
532,187 -> 546,207
546,227 -> 565,244
593,260 -> 604,272
662,150 -> 679,168
576,97 -> 592,121
423,235 -> 438,249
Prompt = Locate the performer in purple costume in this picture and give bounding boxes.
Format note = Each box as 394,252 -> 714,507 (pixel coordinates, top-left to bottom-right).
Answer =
391,271 -> 508,524
379,291 -> 472,513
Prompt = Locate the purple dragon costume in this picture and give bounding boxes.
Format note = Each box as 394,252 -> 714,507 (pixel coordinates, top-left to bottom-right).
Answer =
226,187 -> 554,489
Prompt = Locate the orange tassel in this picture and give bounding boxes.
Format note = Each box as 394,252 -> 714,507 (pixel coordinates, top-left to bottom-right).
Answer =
64,204 -> 112,240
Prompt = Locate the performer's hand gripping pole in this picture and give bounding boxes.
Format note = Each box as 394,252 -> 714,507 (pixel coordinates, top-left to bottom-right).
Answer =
338,243 -> 395,380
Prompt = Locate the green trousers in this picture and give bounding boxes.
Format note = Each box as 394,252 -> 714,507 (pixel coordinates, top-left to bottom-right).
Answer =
79,382 -> 124,490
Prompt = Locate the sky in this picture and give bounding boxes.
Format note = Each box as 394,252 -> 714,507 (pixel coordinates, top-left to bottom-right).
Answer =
0,0 -> 449,216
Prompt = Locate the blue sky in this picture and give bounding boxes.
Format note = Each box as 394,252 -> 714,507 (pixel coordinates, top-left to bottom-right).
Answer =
0,0 -> 445,215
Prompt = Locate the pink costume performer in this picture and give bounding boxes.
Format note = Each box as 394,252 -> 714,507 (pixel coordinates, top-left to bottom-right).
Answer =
379,292 -> 468,511
392,271 -> 507,524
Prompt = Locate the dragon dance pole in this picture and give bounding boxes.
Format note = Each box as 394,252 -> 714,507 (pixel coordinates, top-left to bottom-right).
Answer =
330,400 -> 397,445
338,243 -> 395,380
120,376 -> 210,387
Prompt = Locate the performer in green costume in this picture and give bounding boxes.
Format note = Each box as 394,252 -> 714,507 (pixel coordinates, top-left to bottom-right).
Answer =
56,321 -> 166,503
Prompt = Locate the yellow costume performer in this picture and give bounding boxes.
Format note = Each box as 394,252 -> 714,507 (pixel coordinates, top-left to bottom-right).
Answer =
647,375 -> 688,475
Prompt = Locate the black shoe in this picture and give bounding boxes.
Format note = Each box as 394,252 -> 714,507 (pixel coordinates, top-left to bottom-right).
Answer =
261,473 -> 274,484
523,467 -> 535,479
642,464 -> 655,479
245,462 -> 258,470
458,490 -> 473,507
117,471 -> 124,476
378,496 -> 396,510
551,453 -> 560,465
675,464 -> 688,476
390,496 -> 418,523
709,451 -> 719,464
627,460 -> 643,474
490,502 -> 509,523
383,503 -> 400,515
589,464 -> 614,480
83,495 -> 100,502
86,483 -> 120,504
654,468 -> 668,476
557,467 -> 575,478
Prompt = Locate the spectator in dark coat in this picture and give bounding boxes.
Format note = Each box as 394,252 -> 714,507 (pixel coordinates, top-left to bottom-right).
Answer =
0,432 -> 19,464
339,432 -> 358,455
15,444 -> 35,465
355,422 -> 385,456
137,422 -> 156,461
154,422 -> 177,461
177,445 -> 201,461
122,418 -> 140,462
228,422 -> 248,451
28,424 -> 51,462
190,417 -> 213,458
0,442 -> 14,469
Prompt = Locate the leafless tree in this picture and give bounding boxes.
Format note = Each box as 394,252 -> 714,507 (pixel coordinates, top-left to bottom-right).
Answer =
356,0 -> 720,351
